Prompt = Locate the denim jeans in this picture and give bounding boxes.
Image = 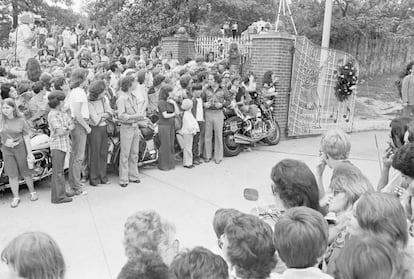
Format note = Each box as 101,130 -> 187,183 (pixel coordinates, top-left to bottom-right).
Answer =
51,149 -> 67,202
88,126 -> 108,185
204,110 -> 224,161
119,125 -> 140,184
69,123 -> 87,190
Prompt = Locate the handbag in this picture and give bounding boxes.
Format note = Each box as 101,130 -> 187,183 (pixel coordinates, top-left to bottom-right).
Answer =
174,112 -> 183,131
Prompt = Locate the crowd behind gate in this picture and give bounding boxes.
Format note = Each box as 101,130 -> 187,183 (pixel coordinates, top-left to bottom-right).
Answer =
0,21 -> 414,279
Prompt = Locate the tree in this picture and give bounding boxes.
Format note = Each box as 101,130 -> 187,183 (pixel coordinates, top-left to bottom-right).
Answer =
85,0 -> 126,26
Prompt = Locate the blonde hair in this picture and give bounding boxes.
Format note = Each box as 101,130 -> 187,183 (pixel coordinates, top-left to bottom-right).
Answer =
123,210 -> 176,259
1,232 -> 66,279
320,129 -> 351,160
330,162 -> 374,209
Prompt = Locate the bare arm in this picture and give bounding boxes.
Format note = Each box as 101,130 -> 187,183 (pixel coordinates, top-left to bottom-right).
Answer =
72,102 -> 90,132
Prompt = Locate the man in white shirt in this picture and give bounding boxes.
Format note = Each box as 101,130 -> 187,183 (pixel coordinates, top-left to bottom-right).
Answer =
15,13 -> 37,68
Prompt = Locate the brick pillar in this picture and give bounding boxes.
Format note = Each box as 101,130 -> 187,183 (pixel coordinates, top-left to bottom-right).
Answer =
247,32 -> 295,139
161,36 -> 195,65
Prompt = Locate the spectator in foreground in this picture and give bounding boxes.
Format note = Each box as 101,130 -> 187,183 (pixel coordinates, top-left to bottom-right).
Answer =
1,232 -> 66,279
117,253 -> 169,279
336,236 -> 407,279
170,247 -> 229,279
123,210 -> 179,266
273,207 -> 332,279
222,214 -> 277,279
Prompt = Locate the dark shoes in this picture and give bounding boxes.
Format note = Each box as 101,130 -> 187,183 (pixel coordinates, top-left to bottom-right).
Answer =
130,179 -> 141,184
184,165 -> 194,169
204,158 -> 211,163
120,183 -> 128,188
193,159 -> 202,165
52,197 -> 73,204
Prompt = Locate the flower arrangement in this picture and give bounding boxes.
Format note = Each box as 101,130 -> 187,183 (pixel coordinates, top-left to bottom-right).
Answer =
334,61 -> 358,102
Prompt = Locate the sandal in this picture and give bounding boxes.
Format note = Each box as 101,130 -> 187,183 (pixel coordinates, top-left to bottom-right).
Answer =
11,198 -> 20,208
30,192 -> 38,201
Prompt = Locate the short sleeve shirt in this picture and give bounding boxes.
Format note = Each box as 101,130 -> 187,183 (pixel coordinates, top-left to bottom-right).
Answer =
67,87 -> 89,119
0,117 -> 31,145
157,100 -> 175,125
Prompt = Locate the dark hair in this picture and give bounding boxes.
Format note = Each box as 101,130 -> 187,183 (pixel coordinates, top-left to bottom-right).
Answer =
119,57 -> 127,65
184,57 -> 193,64
273,207 -> 328,268
153,59 -> 162,67
390,117 -> 414,148
117,253 -> 169,279
159,85 -> 173,101
26,58 -> 41,82
48,90 -> 66,109
170,247 -> 229,279
244,71 -> 255,84
179,74 -> 192,89
336,236 -> 404,279
1,83 -> 14,99
53,77 -> 67,91
212,208 -> 243,239
164,63 -> 171,70
392,142 -> 414,179
109,63 -> 118,73
270,159 -> 321,212
0,66 -> 6,77
88,80 -> 106,101
70,68 -> 87,89
263,70 -> 273,86
137,70 -> 146,85
153,75 -> 166,87
119,75 -> 135,92
224,214 -> 276,279
32,81 -> 44,94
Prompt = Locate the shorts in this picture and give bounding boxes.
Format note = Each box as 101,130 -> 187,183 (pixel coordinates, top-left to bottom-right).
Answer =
1,141 -> 32,179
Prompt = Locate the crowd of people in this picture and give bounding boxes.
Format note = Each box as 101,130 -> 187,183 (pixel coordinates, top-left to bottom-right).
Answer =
1,125 -> 414,279
1,18 -> 279,208
1,18 -> 414,279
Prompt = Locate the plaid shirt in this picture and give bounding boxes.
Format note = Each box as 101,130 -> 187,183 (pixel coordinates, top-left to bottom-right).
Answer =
48,109 -> 72,152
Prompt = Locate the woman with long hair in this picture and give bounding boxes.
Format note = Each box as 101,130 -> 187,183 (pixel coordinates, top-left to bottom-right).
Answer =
26,58 -> 42,82
227,42 -> 241,76
0,98 -> 37,208
87,80 -> 112,186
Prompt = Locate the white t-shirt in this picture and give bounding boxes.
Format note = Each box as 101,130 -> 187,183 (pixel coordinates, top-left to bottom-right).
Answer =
67,87 -> 89,119
271,267 -> 333,279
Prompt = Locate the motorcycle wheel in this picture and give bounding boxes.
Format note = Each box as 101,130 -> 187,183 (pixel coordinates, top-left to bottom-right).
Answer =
264,119 -> 281,145
223,133 -> 242,157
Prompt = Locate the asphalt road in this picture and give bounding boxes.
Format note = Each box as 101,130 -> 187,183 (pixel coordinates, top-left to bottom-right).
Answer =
0,130 -> 388,279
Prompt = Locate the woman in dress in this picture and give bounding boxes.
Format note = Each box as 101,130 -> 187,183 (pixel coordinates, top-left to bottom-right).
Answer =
157,85 -> 178,171
0,98 -> 37,208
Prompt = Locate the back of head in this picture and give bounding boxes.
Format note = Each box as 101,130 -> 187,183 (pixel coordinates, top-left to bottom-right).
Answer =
390,117 -> 414,148
320,129 -> 351,160
70,68 -> 87,89
32,81 -> 44,95
1,231 -> 66,279
336,235 -> 405,279
392,142 -> 414,179
158,85 -> 173,101
271,159 -> 321,212
123,210 -> 175,259
355,192 -> 408,247
117,252 -> 169,279
273,207 -> 328,268
26,58 -> 41,82
224,214 -> 276,279
212,208 -> 243,239
88,80 -> 106,101
170,247 -> 229,279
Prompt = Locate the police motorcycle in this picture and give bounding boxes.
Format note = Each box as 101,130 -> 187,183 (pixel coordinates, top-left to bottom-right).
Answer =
0,116 -> 56,191
223,89 -> 281,157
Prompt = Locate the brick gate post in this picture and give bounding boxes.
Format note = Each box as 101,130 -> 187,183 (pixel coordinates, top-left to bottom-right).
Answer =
248,32 -> 295,139
161,36 -> 195,65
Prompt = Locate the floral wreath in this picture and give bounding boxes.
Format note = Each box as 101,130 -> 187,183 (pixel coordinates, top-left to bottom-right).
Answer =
334,61 -> 358,102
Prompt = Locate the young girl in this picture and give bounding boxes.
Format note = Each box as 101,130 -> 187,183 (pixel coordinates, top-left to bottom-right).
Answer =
48,90 -> 74,203
1,232 -> 66,279
177,99 -> 199,168
0,98 -> 37,208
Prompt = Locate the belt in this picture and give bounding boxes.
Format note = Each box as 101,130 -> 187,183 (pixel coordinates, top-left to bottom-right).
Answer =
120,122 -> 139,127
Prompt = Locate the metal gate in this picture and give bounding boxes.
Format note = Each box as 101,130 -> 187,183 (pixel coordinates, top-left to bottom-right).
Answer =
288,36 -> 358,136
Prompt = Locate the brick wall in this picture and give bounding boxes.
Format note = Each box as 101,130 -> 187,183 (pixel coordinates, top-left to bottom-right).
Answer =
246,32 -> 295,139
161,37 -> 195,64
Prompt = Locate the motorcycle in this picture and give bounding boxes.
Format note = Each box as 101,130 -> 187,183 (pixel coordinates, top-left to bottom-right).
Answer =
107,118 -> 159,172
0,116 -> 55,191
223,91 -> 281,157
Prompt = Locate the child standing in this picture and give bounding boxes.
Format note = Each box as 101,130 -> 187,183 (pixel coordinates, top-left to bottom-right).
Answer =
177,98 -> 199,168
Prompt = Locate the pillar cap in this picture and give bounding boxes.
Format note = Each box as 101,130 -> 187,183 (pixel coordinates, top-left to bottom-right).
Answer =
162,36 -> 194,42
251,32 -> 295,41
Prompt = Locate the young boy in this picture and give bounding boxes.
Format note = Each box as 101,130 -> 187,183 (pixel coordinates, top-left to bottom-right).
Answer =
273,207 -> 333,279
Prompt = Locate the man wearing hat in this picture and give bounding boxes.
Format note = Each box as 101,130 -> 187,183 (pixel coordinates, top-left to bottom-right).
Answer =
15,13 -> 38,68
